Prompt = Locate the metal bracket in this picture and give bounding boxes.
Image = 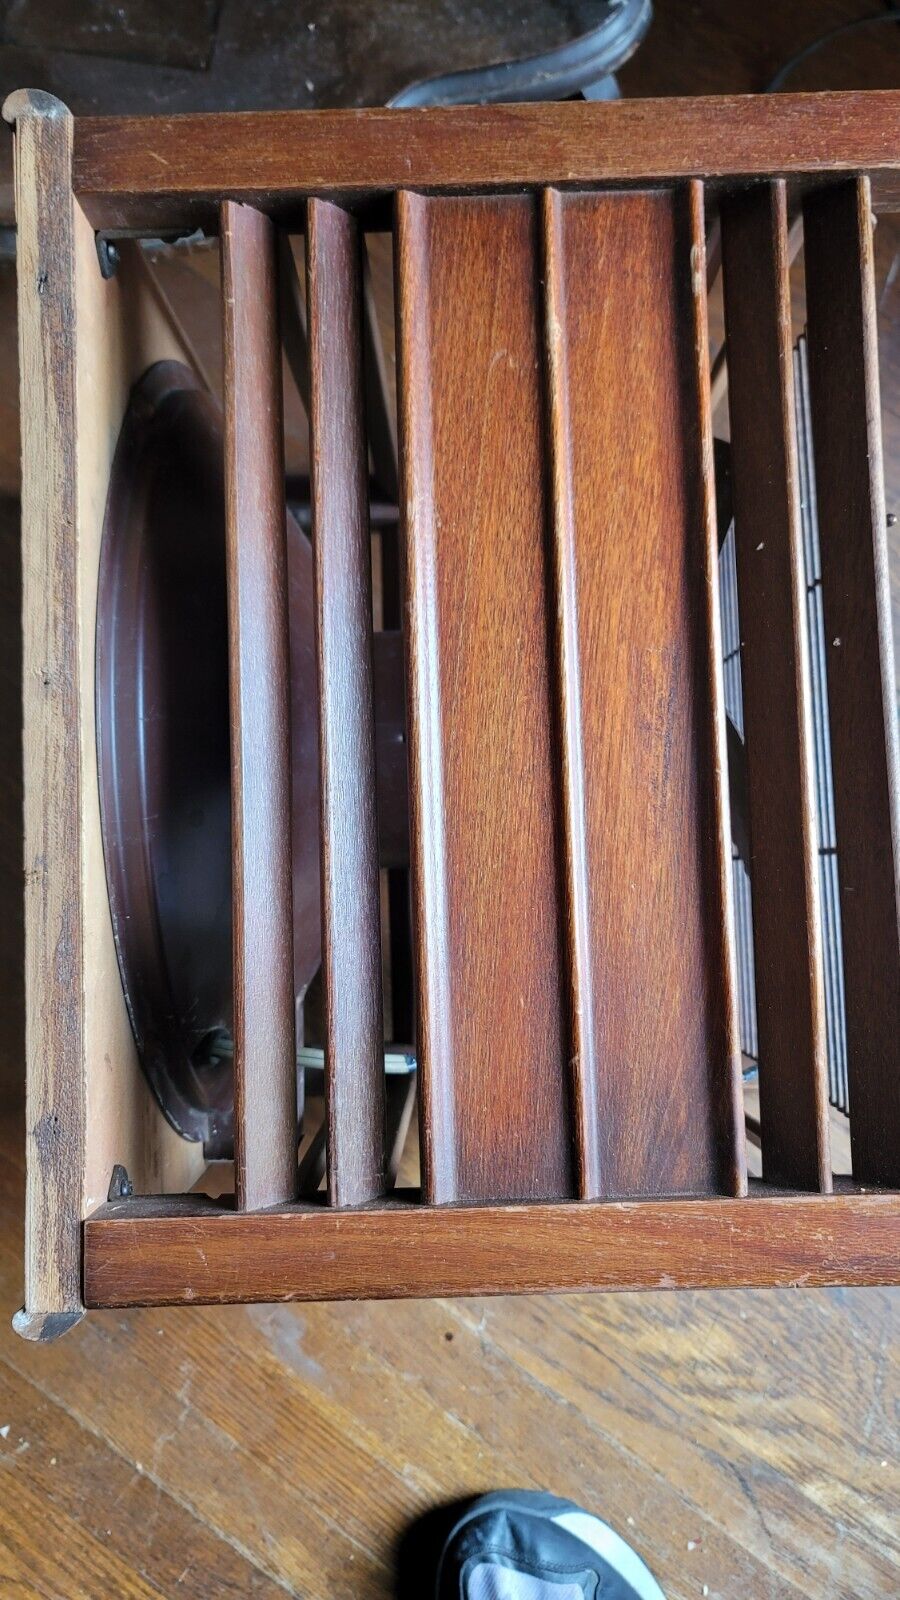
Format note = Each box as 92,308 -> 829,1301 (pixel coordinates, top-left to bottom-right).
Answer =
107,1163 -> 134,1201
95,235 -> 119,279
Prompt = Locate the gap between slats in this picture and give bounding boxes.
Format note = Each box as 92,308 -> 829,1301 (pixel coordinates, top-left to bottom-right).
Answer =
803,176 -> 900,1188
719,179 -> 831,1193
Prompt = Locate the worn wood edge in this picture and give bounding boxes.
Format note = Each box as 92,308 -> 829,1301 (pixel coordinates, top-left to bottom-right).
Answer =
720,180 -> 832,1192
688,179 -> 747,1198
12,85 -> 207,1322
3,88 -> 71,125
69,93 -> 900,228
83,1191 -> 900,1306
12,1307 -> 85,1342
12,89 -> 85,1323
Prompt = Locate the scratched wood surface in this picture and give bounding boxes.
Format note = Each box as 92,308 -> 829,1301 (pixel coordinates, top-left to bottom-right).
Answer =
81,1188 -> 900,1305
69,90 -> 900,232
0,1102 -> 898,1599
2,92 -> 83,1342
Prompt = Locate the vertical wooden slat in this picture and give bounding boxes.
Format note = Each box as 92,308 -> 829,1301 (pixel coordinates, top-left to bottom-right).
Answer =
4,90 -> 85,1337
395,190 -> 573,1205
720,180 -> 831,1191
804,177 -> 900,1187
221,200 -> 297,1210
307,198 -> 385,1206
541,182 -> 745,1199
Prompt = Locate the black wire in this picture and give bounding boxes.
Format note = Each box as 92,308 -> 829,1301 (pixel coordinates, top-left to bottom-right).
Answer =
765,9 -> 900,93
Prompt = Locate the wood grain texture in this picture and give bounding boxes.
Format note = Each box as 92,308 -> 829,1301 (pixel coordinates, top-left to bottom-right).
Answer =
307,198 -> 385,1207
70,91 -> 900,230
4,6 -> 900,1585
0,1358 -> 285,1597
803,178 -> 900,1188
542,183 -> 743,1200
7,97 -> 208,1315
83,1189 -> 900,1306
1,1092 -> 896,1600
720,180 -> 831,1192
221,201 -> 297,1210
395,190 -> 572,1205
4,90 -> 84,1332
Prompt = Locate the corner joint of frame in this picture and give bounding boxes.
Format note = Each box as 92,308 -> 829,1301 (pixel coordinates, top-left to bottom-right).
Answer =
3,88 -> 73,126
12,1306 -> 85,1342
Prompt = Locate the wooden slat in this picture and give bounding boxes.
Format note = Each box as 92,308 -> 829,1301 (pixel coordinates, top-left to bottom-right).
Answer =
70,92 -> 900,230
221,200 -> 297,1210
720,180 -> 831,1192
541,183 -> 744,1199
395,190 -> 572,1205
803,177 -> 900,1187
3,90 -> 84,1338
83,1190 -> 900,1307
306,198 -> 385,1207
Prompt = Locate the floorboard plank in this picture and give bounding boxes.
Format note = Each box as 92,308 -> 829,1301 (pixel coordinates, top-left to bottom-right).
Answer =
6,1120 -> 897,1599
0,1357 -> 287,1598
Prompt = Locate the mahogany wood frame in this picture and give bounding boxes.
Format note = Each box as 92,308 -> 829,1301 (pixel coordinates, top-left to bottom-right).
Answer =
71,91 -> 900,230
7,88 -> 900,1333
85,1189 -> 899,1307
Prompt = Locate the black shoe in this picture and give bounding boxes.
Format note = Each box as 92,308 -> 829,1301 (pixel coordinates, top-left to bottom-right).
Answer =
433,1490 -> 665,1600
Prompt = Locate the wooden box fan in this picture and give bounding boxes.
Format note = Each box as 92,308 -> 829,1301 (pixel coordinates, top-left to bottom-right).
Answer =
7,85 -> 900,1340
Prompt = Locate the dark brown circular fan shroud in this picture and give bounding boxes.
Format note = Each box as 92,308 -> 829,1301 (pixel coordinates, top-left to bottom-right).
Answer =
96,361 -> 322,1148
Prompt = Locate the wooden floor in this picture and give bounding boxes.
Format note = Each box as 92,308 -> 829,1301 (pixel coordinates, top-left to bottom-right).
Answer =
1,1099 -> 898,1599
1,3 -> 900,1596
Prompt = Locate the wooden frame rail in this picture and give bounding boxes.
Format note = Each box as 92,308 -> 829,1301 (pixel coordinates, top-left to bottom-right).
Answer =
70,92 -> 900,230
84,1191 -> 900,1306
7,88 -> 900,1333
